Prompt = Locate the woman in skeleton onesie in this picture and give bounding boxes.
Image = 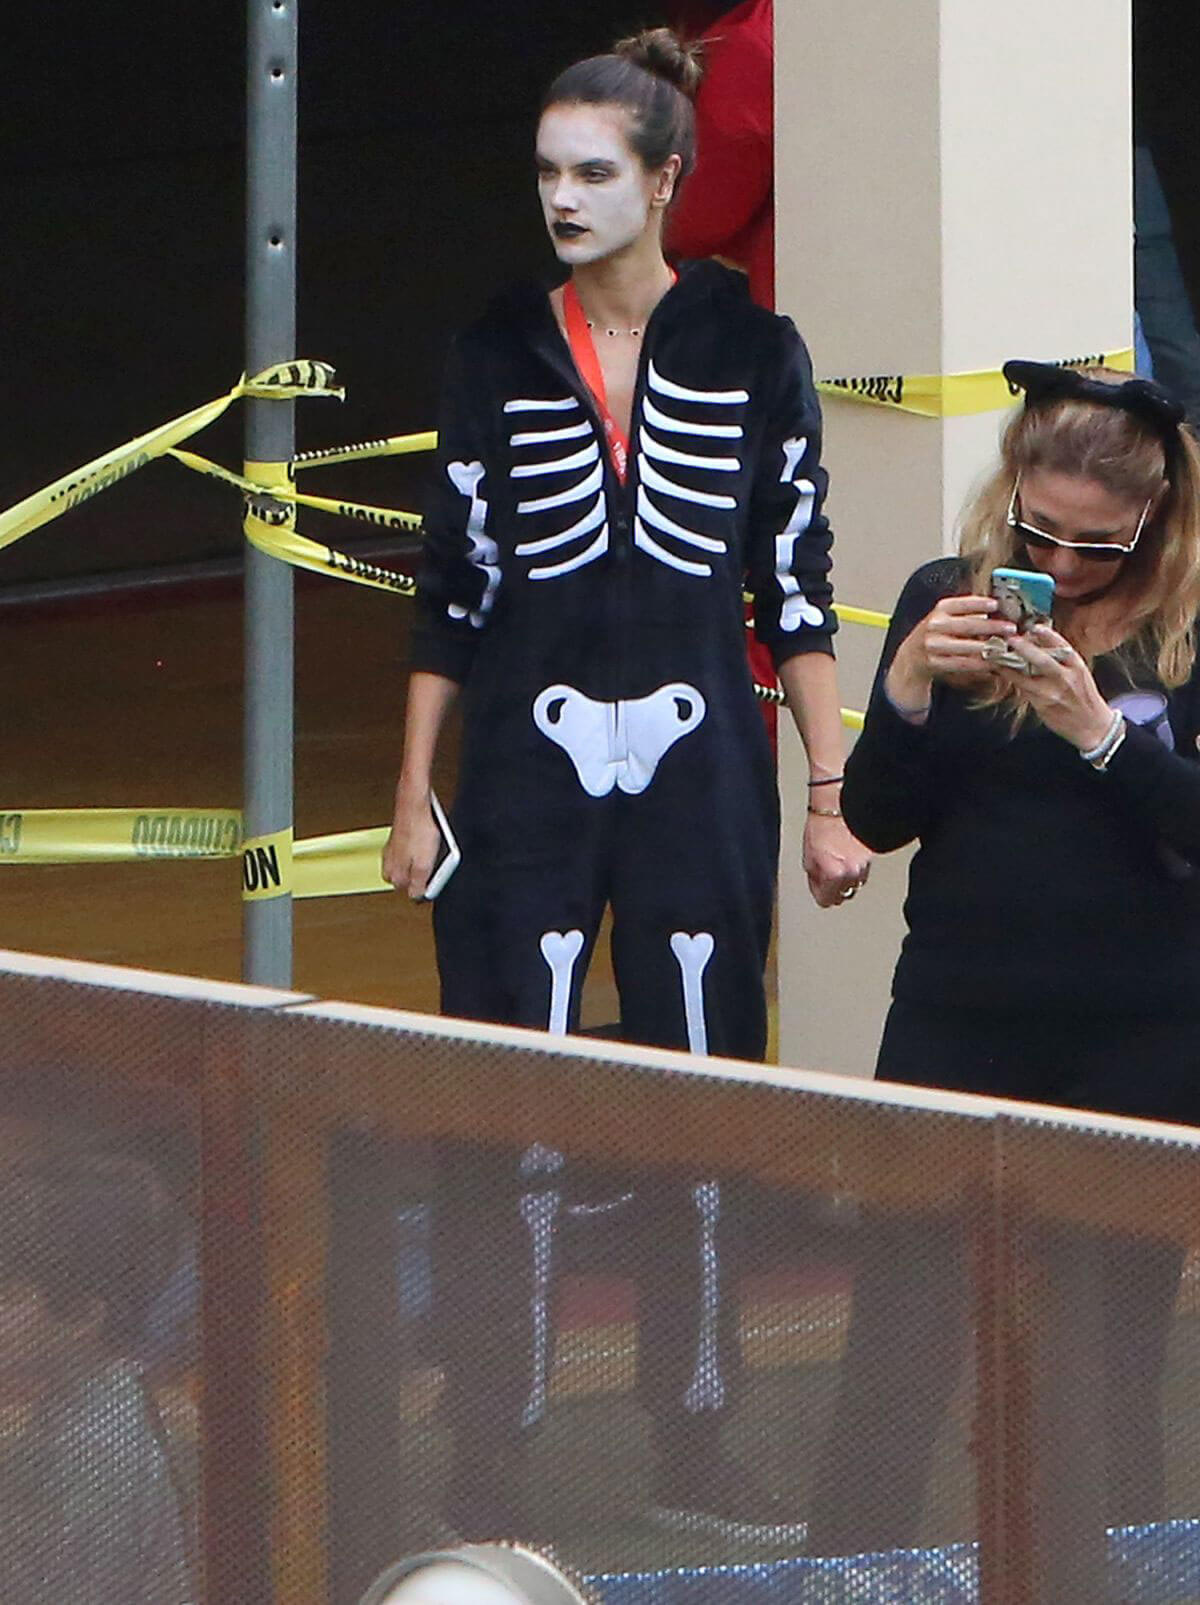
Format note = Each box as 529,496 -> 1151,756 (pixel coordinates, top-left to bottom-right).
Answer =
383,29 -> 869,1537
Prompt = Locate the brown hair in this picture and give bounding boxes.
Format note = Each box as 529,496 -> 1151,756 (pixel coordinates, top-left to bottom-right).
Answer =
960,367 -> 1200,712
542,28 -> 703,179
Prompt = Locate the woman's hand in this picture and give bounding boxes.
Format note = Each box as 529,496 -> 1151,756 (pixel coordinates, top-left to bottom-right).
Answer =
381,788 -> 442,899
996,623 -> 1114,751
803,810 -> 872,909
885,593 -> 1014,714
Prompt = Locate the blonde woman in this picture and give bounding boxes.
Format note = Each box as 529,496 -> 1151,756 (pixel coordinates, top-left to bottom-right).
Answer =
809,362 -> 1200,1554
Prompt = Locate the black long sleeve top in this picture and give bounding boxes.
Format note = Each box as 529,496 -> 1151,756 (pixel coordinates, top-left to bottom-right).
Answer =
408,262 -> 839,834
844,559 -> 1200,1015
410,261 -> 836,697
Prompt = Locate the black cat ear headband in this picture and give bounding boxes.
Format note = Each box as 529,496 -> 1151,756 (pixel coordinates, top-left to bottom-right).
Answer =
1002,360 -> 1185,465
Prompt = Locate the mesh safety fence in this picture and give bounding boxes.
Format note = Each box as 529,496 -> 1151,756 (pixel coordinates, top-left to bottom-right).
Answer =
1,954 -> 1200,1605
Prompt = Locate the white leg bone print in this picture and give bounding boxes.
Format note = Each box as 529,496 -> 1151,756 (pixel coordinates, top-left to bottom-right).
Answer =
668,928 -> 724,1414
684,1179 -> 726,1412
445,461 -> 500,628
533,684 -> 706,797
539,929 -> 585,1033
518,1184 -> 561,1428
670,931 -> 715,1054
775,435 -> 824,631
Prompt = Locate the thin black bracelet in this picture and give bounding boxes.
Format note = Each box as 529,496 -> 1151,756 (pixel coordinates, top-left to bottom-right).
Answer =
807,774 -> 845,787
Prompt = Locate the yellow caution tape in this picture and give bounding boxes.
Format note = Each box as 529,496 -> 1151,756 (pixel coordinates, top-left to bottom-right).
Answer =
292,431 -> 438,469
816,348 -> 1135,418
835,603 -> 889,630
170,448 -> 423,533
0,808 -> 390,898
0,809 -> 242,864
243,503 -> 418,596
293,826 -> 391,899
0,361 -> 342,552
241,457 -> 417,595
741,597 -> 890,629
241,827 -> 293,902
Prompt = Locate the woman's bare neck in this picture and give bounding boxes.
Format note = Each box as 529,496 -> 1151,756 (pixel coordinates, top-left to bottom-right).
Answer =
570,246 -> 674,334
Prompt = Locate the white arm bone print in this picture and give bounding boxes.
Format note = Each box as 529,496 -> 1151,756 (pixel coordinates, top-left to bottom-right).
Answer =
775,435 -> 825,630
507,396 -> 610,579
445,460 -> 500,628
533,683 -> 707,796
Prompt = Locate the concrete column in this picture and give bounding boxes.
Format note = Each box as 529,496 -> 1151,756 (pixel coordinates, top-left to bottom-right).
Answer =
774,0 -> 1132,1073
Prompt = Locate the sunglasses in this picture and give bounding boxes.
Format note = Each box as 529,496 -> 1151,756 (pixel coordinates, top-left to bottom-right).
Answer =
1006,481 -> 1152,562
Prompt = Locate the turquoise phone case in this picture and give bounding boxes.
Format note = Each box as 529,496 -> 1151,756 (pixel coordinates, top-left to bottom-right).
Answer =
992,566 -> 1055,619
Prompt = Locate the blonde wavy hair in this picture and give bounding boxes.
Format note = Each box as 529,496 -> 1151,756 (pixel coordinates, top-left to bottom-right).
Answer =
960,368 -> 1200,715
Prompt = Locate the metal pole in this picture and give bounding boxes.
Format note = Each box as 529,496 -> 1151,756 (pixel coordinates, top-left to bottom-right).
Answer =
243,0 -> 297,985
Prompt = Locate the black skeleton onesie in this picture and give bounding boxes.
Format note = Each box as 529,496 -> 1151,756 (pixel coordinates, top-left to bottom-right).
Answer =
414,261 -> 837,1055
413,265 -> 838,1510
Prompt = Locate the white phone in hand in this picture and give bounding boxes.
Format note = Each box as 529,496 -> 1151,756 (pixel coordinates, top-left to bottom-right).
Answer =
420,790 -> 461,901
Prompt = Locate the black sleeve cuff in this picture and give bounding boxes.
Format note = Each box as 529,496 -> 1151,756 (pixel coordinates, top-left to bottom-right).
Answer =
865,680 -> 935,750
769,632 -> 837,670
409,617 -> 479,684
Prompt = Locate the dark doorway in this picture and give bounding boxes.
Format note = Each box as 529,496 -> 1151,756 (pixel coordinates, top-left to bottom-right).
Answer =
1,3 -> 654,586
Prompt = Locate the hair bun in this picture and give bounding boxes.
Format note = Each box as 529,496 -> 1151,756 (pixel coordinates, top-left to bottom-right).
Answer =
614,26 -> 705,99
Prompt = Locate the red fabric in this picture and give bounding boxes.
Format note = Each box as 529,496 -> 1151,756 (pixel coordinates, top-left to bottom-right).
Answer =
667,0 -> 775,310
562,280 -> 630,481
668,1 -> 779,737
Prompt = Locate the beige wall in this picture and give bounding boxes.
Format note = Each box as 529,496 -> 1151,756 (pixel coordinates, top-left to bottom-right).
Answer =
774,0 -> 1133,1075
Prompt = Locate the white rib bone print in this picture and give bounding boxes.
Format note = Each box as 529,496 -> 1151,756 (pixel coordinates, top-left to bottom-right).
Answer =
647,360 -> 749,406
506,396 -> 610,580
633,363 -> 747,576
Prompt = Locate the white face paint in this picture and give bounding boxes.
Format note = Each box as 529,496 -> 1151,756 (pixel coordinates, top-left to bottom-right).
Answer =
536,103 -> 669,266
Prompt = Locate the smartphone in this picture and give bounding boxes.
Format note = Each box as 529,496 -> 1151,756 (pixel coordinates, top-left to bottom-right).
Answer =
984,567 -> 1056,672
420,790 -> 461,901
991,567 -> 1055,627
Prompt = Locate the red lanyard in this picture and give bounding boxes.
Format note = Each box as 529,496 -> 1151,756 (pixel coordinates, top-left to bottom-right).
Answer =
562,279 -> 630,483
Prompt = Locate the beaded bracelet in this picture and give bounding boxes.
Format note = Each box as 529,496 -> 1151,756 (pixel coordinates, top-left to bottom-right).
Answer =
807,805 -> 843,818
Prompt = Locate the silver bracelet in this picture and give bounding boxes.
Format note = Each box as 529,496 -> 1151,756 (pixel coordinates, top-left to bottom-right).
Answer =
1090,720 -> 1127,772
1080,710 -> 1124,769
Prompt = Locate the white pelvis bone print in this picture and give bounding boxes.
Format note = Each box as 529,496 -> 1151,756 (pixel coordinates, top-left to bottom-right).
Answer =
533,683 -> 706,797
